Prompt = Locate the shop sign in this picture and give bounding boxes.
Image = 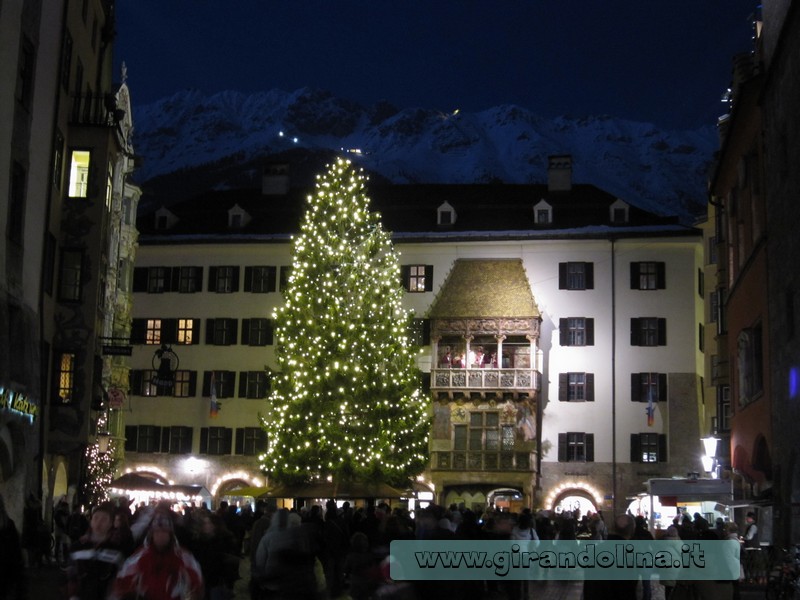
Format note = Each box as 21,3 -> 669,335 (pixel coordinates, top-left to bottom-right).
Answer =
0,385 -> 38,423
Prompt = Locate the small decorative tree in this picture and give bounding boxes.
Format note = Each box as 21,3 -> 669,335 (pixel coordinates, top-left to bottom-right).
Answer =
260,158 -> 429,487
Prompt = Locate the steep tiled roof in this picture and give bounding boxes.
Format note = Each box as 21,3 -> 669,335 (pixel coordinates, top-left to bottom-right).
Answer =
428,259 -> 540,319
137,182 -> 691,243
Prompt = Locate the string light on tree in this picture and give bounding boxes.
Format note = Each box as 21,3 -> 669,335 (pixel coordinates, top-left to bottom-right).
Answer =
259,158 -> 429,486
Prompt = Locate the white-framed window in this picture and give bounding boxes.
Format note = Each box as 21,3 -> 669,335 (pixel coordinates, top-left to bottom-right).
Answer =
67,149 -> 90,198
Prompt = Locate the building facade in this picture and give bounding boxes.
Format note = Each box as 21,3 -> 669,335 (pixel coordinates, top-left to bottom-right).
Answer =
124,158 -> 708,516
1,0 -> 139,524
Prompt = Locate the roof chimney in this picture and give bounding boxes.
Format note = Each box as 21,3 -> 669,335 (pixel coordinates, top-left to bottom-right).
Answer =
547,154 -> 572,192
262,163 -> 290,195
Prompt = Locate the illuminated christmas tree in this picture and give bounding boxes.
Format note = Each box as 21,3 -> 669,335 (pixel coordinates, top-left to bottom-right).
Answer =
260,158 -> 429,486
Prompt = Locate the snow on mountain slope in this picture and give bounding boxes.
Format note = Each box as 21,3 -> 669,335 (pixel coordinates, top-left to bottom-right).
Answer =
131,87 -> 718,222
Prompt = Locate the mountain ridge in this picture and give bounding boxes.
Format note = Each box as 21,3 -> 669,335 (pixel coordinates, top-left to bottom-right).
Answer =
130,87 -> 718,222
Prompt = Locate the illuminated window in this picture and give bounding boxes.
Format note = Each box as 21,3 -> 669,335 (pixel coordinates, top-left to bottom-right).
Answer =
57,352 -> 76,404
630,262 -> 665,290
558,262 -> 594,290
105,163 -> 113,210
58,249 -> 83,301
631,433 -> 666,463
559,372 -> 595,401
67,150 -> 90,197
402,265 -> 432,293
145,319 -> 161,345
177,319 -> 196,344
558,432 -> 594,462
173,370 -> 195,397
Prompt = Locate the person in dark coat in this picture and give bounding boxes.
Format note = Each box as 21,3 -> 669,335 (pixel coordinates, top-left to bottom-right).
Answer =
0,494 -> 26,599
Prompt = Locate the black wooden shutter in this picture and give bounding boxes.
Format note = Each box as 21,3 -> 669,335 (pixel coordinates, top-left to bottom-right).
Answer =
558,373 -> 568,401
400,266 -> 411,291
266,319 -> 274,345
658,434 -> 668,462
586,373 -> 595,401
241,319 -> 250,345
658,374 -> 668,401
630,318 -> 640,345
586,318 -> 595,345
235,429 -> 244,455
631,434 -> 641,462
585,263 -> 594,289
130,370 -> 143,395
230,319 -> 239,345
239,372 -> 248,398
421,319 -> 431,345
188,372 -> 197,397
202,371 -> 211,397
658,318 -> 667,345
223,371 -> 235,397
231,267 -> 240,292
133,267 -> 148,292
558,263 -> 567,289
656,262 -> 666,289
171,267 -> 181,292
558,433 -> 567,461
124,426 -> 138,452
243,267 -> 253,292
631,373 -> 642,402
268,267 -> 277,292
222,429 -> 233,454
585,434 -> 595,462
160,427 -> 171,453
130,319 -> 147,344
630,263 -> 640,289
424,265 -> 434,291
207,267 -> 217,291
199,428 -> 209,454
559,318 -> 568,346
162,319 -> 178,344
205,319 -> 215,344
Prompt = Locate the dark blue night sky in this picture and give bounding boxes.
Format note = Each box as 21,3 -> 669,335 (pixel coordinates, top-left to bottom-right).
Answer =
114,0 -> 757,130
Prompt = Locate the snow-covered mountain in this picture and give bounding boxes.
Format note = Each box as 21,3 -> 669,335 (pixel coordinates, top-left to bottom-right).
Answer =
131,87 -> 719,222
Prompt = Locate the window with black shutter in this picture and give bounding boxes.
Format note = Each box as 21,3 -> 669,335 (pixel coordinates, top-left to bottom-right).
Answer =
630,318 -> 667,346
630,373 -> 668,402
401,265 -> 433,292
631,433 -> 667,462
558,373 -> 595,401
559,318 -> 594,346
557,432 -> 594,462
558,262 -> 594,290
200,427 -> 233,455
630,262 -> 666,290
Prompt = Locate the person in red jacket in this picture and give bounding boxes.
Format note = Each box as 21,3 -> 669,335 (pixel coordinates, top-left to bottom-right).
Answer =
109,510 -> 204,600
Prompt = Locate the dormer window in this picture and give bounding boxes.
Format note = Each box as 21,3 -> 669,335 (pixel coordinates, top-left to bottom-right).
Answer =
154,207 -> 177,230
533,199 -> 552,225
437,201 -> 456,227
228,204 -> 251,229
610,199 -> 629,224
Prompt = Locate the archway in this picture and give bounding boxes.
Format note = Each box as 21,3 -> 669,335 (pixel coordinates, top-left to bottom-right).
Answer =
545,483 -> 604,517
487,487 -> 524,513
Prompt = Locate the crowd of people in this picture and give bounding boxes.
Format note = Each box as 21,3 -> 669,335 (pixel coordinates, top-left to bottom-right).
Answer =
0,491 -> 765,600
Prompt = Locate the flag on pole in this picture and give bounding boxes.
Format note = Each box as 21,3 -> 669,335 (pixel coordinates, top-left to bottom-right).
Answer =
210,372 -> 219,418
646,388 -> 655,427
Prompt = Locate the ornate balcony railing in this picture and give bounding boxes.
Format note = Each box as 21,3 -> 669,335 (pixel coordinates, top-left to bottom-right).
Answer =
431,368 -> 541,392
432,451 -> 533,472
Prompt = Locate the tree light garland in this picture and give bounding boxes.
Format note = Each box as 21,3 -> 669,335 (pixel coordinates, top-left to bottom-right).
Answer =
260,158 -> 429,486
